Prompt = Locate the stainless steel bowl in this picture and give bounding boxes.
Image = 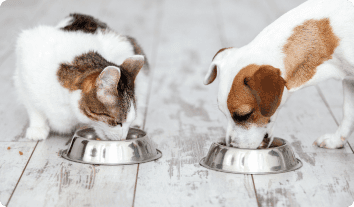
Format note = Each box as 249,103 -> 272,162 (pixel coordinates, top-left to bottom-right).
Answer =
200,138 -> 302,174
61,128 -> 162,165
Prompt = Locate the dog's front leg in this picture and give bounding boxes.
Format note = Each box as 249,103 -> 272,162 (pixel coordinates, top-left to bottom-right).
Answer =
314,78 -> 354,149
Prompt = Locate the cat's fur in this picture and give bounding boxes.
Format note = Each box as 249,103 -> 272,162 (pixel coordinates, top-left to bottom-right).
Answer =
14,13 -> 150,140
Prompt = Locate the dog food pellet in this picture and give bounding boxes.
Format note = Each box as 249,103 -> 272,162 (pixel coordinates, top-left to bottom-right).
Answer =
19,151 -> 23,155
7,147 -> 11,150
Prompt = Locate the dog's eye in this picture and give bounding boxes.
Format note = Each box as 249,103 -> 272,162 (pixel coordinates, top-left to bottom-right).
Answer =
115,122 -> 122,127
232,111 -> 253,122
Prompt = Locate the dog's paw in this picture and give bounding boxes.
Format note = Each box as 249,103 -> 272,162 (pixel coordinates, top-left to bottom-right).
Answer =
313,134 -> 345,149
26,126 -> 50,140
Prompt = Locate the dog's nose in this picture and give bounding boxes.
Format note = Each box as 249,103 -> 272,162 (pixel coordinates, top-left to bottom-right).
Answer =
264,133 -> 269,138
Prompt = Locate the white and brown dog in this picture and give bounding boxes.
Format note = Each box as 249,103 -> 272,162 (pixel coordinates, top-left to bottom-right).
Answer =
204,0 -> 354,149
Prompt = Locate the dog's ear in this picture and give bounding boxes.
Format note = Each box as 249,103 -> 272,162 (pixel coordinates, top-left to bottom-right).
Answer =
244,65 -> 285,117
204,47 -> 233,85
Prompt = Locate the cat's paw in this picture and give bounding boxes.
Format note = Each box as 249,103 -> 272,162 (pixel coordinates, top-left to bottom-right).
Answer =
313,133 -> 345,149
26,126 -> 50,140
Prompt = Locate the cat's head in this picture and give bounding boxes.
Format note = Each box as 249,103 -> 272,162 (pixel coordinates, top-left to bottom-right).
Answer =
79,55 -> 144,140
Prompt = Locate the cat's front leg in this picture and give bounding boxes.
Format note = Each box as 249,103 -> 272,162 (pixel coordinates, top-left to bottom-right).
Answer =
25,104 -> 50,140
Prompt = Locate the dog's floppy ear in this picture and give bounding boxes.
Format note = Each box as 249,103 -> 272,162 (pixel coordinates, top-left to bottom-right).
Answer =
244,65 -> 285,117
204,47 -> 233,85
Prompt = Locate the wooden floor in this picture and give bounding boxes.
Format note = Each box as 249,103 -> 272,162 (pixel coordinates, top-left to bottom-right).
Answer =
1,0 -> 354,206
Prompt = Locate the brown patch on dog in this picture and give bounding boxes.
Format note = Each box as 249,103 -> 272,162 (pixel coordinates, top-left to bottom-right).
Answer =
61,13 -> 108,34
57,51 -> 136,126
212,47 -> 233,61
283,18 -> 339,89
126,36 -> 149,74
227,64 -> 285,128
7,147 -> 10,150
245,65 -> 285,117
19,151 -> 23,155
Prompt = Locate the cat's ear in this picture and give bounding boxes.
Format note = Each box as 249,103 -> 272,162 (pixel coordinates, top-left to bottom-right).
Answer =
96,66 -> 121,104
120,55 -> 144,81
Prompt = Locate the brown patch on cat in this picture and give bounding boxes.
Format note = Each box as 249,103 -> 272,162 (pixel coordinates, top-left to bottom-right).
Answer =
283,18 -> 340,89
227,64 -> 285,128
126,36 -> 149,74
212,47 -> 233,61
57,51 -> 136,126
57,52 -> 115,91
61,13 -> 108,34
82,72 -> 100,93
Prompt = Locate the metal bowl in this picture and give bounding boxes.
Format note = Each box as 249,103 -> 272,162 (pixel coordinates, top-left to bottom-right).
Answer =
200,137 -> 302,174
61,128 -> 162,165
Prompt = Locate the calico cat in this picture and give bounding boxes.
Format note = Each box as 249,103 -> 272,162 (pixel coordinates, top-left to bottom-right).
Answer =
14,13 -> 150,140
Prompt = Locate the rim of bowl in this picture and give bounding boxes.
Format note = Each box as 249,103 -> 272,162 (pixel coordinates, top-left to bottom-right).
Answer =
214,137 -> 288,151
61,149 -> 163,165
73,128 -> 149,143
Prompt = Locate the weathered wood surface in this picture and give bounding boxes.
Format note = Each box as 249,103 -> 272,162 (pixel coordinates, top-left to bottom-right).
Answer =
134,0 -> 259,206
8,135 -> 138,207
0,142 -> 36,205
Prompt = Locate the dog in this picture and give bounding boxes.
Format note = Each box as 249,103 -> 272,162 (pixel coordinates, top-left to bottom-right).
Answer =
204,0 -> 354,149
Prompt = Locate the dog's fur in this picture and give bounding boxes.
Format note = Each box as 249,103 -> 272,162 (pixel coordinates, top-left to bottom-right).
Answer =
14,13 -> 150,140
204,0 -> 354,149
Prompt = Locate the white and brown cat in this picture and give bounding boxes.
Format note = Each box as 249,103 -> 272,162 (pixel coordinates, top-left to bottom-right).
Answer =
14,13 -> 150,140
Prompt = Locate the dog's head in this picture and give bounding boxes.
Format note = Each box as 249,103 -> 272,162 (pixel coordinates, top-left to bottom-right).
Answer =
204,47 -> 287,148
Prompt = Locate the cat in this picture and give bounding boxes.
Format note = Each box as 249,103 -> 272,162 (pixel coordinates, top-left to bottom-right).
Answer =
14,13 -> 150,141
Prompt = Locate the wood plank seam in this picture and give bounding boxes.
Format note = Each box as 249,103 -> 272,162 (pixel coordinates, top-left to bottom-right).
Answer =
132,1 -> 165,206
211,0 -> 228,47
0,51 -> 12,69
315,85 -> 354,153
251,175 -> 261,207
6,141 -> 39,207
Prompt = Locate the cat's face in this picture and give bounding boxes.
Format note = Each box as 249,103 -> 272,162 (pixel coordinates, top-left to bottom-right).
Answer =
79,55 -> 144,140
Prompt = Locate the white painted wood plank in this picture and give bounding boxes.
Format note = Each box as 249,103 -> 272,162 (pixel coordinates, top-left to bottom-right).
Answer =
253,153 -> 354,207
0,0 -> 49,61
134,0 -> 258,206
0,142 -> 36,205
9,135 -> 138,207
317,80 -> 343,125
6,0 -> 161,206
